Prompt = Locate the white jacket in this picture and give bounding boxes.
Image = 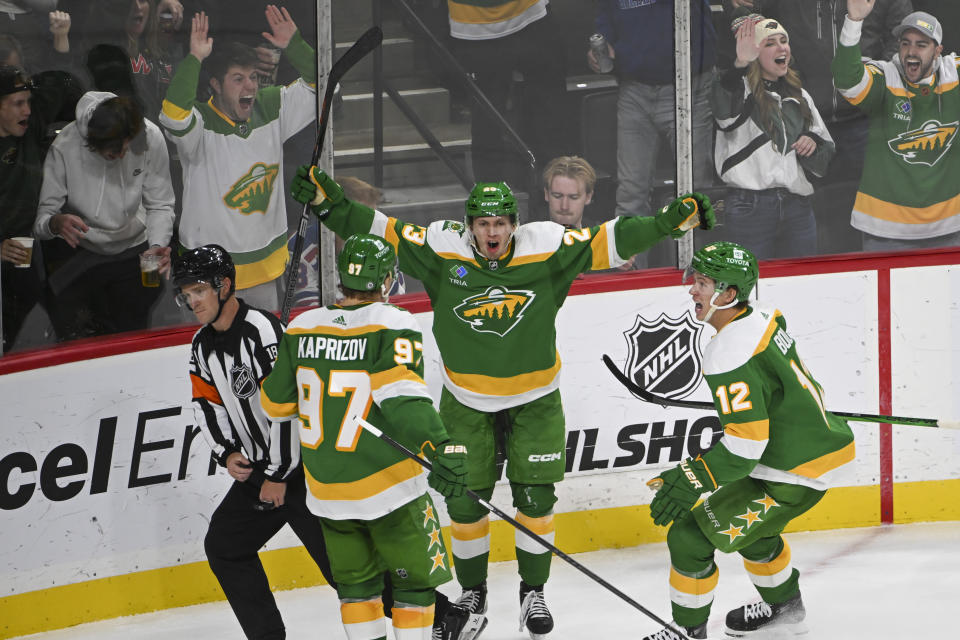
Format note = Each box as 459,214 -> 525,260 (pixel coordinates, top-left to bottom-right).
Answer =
34,91 -> 175,255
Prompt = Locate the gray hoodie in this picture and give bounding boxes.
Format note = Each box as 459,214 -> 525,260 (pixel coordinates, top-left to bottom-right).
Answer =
34,91 -> 175,255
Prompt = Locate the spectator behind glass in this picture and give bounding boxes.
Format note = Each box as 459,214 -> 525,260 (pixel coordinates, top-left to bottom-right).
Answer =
0,0 -> 64,72
34,92 -> 175,341
833,3 -> 960,251
722,0 -> 913,256
542,155 -> 596,230
78,0 -> 180,121
160,8 -> 318,312
711,16 -> 834,260
446,0 -> 569,194
589,0 -> 717,268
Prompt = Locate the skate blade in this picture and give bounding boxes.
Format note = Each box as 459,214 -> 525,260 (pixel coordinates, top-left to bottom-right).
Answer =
723,621 -> 809,638
460,613 -> 488,640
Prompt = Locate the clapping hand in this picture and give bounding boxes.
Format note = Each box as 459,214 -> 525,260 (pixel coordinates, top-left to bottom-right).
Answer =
190,12 -> 213,61
847,0 -> 876,22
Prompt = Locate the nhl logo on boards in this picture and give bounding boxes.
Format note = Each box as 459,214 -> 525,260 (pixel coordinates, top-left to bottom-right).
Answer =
623,312 -> 704,400
231,364 -> 258,399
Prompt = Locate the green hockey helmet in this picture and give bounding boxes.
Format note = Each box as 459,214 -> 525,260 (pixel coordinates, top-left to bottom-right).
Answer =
687,241 -> 758,302
464,182 -> 519,225
337,233 -> 396,292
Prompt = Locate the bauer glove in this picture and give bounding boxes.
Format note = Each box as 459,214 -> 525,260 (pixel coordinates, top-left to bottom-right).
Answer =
426,440 -> 468,498
647,455 -> 717,527
654,192 -> 716,239
291,165 -> 344,217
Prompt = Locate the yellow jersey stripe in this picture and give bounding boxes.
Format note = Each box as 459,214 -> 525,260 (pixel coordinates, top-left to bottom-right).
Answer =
516,512 -> 555,535
341,599 -> 384,624
451,518 -> 490,541
234,243 -> 288,289
448,0 -> 539,24
305,457 -> 423,500
160,99 -> 191,122
855,190 -> 960,225
725,420 -> 770,442
790,441 -> 857,479
669,566 -> 719,595
445,353 -> 561,396
392,605 -> 434,629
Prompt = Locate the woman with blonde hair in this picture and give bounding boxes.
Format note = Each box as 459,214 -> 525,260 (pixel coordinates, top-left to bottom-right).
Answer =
711,15 -> 835,260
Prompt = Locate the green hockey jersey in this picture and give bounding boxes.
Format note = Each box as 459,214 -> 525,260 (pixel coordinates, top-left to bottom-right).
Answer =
321,202 -> 671,411
832,20 -> 960,239
260,301 -> 447,520
700,307 -> 855,490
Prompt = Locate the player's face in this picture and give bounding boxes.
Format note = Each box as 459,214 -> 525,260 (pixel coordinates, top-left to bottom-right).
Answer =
899,30 -> 941,83
688,272 -> 718,322
471,215 -> 516,260
95,138 -> 132,161
0,90 -> 31,137
545,175 -> 592,229
758,34 -> 790,81
211,65 -> 259,122
177,281 -> 220,323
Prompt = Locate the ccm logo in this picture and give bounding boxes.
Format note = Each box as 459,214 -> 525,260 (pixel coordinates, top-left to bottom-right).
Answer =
528,452 -> 562,463
443,444 -> 467,454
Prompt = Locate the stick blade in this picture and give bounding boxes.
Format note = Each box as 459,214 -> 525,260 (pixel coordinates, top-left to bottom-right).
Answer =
937,420 -> 960,430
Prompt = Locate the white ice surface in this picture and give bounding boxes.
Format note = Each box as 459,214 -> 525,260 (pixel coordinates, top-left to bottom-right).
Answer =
14,521 -> 959,639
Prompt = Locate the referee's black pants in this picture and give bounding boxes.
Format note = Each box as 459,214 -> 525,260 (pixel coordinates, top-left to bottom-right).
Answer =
204,465 -> 336,639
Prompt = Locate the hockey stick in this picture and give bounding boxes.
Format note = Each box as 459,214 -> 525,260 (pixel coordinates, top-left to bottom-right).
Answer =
601,354 -> 960,429
280,26 -> 384,324
355,417 -> 690,640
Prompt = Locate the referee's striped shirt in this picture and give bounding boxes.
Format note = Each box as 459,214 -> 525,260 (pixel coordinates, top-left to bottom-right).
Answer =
188,300 -> 298,481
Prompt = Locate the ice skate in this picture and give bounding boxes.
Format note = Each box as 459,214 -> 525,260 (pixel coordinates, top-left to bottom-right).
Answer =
432,601 -> 487,640
518,581 -> 553,639
724,592 -> 807,636
640,621 -> 707,640
454,581 -> 488,615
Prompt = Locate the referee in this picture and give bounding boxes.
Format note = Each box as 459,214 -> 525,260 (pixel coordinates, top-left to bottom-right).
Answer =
175,244 -> 335,640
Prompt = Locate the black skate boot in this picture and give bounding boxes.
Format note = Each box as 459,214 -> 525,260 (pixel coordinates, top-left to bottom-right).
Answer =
641,621 -> 707,640
518,581 -> 554,639
454,581 -> 488,615
724,592 -> 807,636
432,601 -> 488,640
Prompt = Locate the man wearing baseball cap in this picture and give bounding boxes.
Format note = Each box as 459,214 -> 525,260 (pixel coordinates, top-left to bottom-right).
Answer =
0,65 -> 45,352
832,0 -> 960,252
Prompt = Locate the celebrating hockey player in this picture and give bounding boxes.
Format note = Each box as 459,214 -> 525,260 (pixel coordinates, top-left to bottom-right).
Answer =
161,6 -> 318,311
641,241 -> 856,640
288,166 -> 715,638
174,244 -> 337,640
260,233 -> 485,640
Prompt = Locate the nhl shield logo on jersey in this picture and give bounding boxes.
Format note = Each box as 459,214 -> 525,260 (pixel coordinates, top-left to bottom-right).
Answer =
453,286 -> 535,337
623,312 -> 704,400
224,162 -> 280,214
887,119 -> 959,167
230,364 -> 258,399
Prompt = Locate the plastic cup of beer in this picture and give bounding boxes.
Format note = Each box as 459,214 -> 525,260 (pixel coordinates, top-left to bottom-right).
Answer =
140,252 -> 161,287
12,237 -> 33,268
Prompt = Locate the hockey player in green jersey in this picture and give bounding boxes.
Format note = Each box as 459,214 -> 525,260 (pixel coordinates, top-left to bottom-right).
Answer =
260,234 -> 485,640
641,241 -> 856,640
289,166 -> 715,638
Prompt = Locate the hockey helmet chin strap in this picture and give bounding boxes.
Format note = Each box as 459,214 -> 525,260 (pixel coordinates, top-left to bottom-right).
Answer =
702,287 -> 740,324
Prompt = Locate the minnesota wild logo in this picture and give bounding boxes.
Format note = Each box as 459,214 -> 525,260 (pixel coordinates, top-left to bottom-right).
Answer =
453,286 -> 534,337
224,162 -> 279,214
887,120 -> 959,166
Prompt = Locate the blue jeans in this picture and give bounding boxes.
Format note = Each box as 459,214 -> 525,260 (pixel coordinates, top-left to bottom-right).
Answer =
615,72 -> 715,219
720,188 -> 817,260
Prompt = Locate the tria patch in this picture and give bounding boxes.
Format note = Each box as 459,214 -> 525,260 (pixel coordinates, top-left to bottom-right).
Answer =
230,363 -> 257,399
224,162 -> 279,214
623,311 -> 704,400
887,119 -> 959,166
453,286 -> 535,337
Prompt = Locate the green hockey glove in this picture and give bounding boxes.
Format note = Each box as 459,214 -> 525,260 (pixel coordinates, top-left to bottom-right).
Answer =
654,192 -> 716,239
647,456 -> 717,527
426,440 -> 468,498
291,165 -> 344,217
